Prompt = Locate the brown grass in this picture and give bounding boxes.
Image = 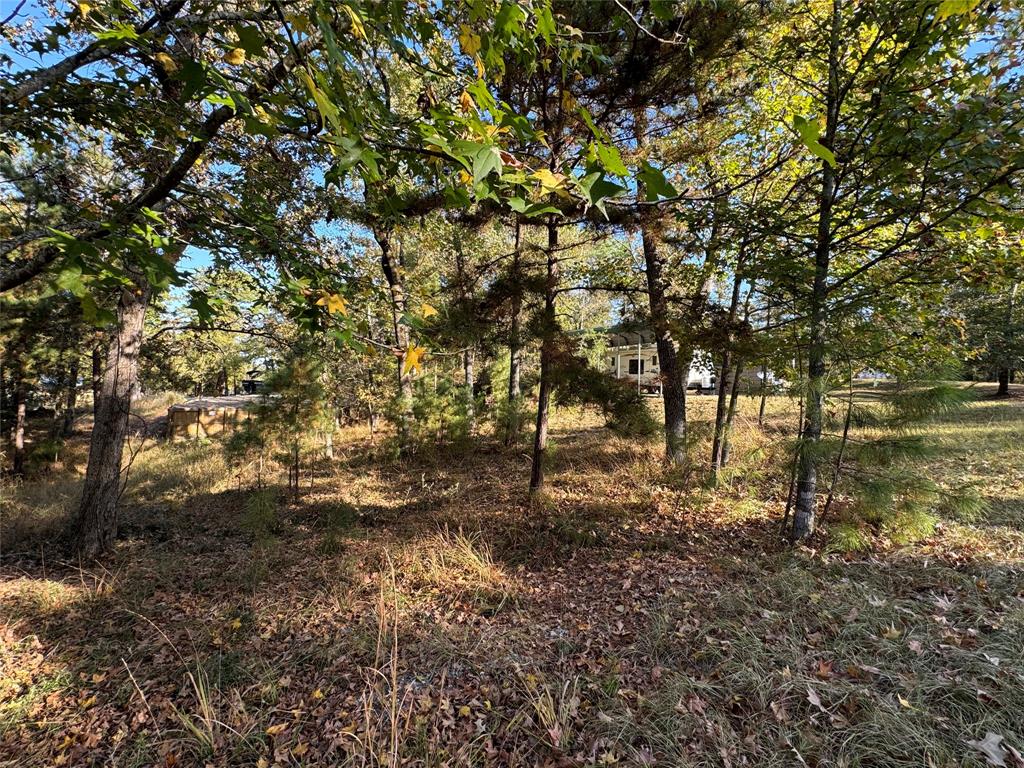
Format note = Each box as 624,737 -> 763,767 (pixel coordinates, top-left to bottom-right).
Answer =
0,384 -> 1021,766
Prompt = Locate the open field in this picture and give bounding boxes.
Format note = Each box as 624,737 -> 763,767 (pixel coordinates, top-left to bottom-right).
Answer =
1,385 -> 1023,767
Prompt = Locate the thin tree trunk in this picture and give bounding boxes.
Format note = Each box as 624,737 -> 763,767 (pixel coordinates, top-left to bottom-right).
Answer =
74,276 -> 151,557
720,361 -> 744,468
91,345 -> 102,413
505,221 -> 523,446
758,302 -> 772,426
529,217 -> 559,493
794,0 -> 841,541
781,394 -> 805,537
62,357 -> 79,437
821,366 -> 854,523
712,250 -> 747,477
376,227 -> 414,450
463,347 -> 475,433
12,378 -> 27,476
997,282 -> 1017,396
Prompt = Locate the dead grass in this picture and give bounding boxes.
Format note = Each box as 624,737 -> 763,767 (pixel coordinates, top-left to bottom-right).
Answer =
0,384 -> 1021,766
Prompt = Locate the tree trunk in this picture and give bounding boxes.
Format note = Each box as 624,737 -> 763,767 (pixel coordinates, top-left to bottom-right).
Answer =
635,112 -> 687,464
12,378 -> 27,476
720,361 -> 744,468
793,0 -> 841,541
74,277 -> 151,557
376,227 -> 414,449
758,303 -> 772,426
529,217 -> 559,493
712,252 -> 746,477
62,357 -> 79,437
463,347 -> 475,433
997,367 -> 1010,396
710,349 -> 731,477
505,221 -> 523,446
91,345 -> 102,413
641,222 -> 688,464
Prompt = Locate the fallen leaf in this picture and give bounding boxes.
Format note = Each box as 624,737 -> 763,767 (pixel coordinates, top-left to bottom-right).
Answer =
966,732 -> 1009,767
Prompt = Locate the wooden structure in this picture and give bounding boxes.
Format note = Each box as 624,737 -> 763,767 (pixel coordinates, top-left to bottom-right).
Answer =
166,394 -> 266,441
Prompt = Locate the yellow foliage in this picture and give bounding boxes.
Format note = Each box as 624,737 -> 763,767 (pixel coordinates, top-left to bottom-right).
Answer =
531,168 -> 566,195
154,52 -> 178,73
224,48 -> 246,66
316,291 -> 348,315
403,345 -> 426,375
459,25 -> 482,56
342,5 -> 366,39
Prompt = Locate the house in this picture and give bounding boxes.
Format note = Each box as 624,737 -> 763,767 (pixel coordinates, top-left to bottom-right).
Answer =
605,327 -> 716,394
166,393 -> 267,441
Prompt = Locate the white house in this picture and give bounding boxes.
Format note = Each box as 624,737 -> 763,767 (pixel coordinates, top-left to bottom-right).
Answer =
605,328 -> 716,394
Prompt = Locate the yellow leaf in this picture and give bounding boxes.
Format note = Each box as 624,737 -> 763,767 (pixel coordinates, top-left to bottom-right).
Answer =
227,617 -> 242,630
458,25 -> 481,56
459,90 -> 475,114
458,705 -> 472,717
312,688 -> 324,700
474,55 -> 485,79
224,48 -> 246,66
935,0 -> 981,20
154,52 -> 178,73
402,345 -> 426,376
531,168 -> 566,194
253,105 -> 270,123
78,2 -> 92,17
420,303 -> 438,318
265,722 -> 288,736
342,5 -> 365,39
897,695 -> 912,709
292,742 -> 310,757
316,292 -> 348,316
457,169 -> 473,187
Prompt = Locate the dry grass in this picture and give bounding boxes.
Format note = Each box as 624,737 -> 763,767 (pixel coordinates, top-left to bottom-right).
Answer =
0,384 -> 1021,766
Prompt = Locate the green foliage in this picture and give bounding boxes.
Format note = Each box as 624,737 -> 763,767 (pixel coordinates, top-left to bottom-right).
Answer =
241,488 -> 280,545
552,348 -> 658,438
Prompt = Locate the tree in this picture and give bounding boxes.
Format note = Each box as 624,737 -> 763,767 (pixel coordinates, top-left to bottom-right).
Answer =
763,0 -> 1024,540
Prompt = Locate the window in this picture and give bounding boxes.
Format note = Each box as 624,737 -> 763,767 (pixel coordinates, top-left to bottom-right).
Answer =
628,359 -> 644,375
652,355 -> 658,367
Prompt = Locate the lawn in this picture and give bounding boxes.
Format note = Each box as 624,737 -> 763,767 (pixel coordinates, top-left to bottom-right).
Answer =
1,385 -> 1022,767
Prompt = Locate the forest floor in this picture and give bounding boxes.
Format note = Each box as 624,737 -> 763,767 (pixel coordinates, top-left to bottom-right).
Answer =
1,385 -> 1023,767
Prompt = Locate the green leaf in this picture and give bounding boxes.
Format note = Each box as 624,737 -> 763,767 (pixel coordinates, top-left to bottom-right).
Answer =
935,0 -> 982,20
54,264 -> 86,296
638,162 -> 677,201
535,3 -> 556,44
94,23 -> 140,42
595,142 -> 629,177
793,115 -> 836,167
507,196 -> 528,213
578,171 -> 627,218
233,25 -> 266,57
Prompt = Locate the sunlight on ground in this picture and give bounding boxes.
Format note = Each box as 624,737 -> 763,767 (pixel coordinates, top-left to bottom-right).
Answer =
1,387 -> 1022,766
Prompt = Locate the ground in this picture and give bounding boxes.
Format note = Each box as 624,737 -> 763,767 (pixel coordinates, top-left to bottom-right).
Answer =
1,386 -> 1022,767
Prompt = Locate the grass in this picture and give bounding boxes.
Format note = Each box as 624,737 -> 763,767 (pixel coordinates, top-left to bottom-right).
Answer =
0,383 -> 1021,766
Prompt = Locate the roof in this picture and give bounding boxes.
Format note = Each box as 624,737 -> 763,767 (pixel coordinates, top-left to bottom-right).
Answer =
167,394 -> 270,413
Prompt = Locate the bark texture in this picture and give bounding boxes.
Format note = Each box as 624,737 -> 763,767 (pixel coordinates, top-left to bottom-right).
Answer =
74,279 -> 151,557
529,218 -> 559,492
